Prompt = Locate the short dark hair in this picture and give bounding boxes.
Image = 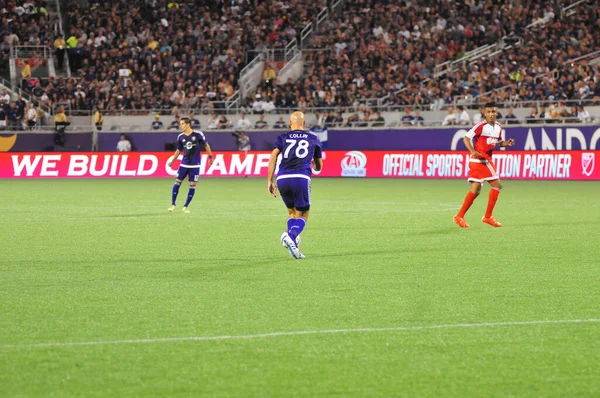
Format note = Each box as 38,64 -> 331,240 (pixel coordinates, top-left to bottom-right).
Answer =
484,101 -> 496,108
180,117 -> 191,126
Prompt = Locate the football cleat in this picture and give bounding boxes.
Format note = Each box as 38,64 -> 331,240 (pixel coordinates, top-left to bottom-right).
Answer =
281,232 -> 305,259
168,205 -> 175,212
453,215 -> 470,228
182,206 -> 190,213
481,216 -> 502,227
281,233 -> 301,248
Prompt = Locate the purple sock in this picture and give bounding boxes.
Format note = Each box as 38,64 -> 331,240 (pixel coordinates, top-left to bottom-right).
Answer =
172,182 -> 181,205
184,186 -> 196,206
288,218 -> 306,241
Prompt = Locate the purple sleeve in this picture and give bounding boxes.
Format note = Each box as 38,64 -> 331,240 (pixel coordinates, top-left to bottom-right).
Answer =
274,135 -> 283,151
176,136 -> 183,151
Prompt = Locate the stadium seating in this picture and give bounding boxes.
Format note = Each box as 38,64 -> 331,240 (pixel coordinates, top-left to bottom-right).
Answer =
259,0 -> 599,111
19,0 -> 325,113
3,0 -> 600,128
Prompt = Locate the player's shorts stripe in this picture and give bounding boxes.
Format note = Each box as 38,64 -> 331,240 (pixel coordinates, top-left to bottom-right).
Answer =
469,159 -> 489,164
179,164 -> 201,168
308,179 -> 311,205
485,162 -> 498,177
276,174 -> 311,181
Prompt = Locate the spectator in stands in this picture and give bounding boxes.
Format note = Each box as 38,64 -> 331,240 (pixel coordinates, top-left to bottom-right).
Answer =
372,112 -> 385,127
345,114 -> 360,127
169,115 -> 181,130
458,106 -> 471,125
189,113 -> 200,128
218,115 -> 230,129
21,63 -> 31,89
413,110 -> 425,126
251,94 -> 265,114
442,106 -> 457,126
25,103 -> 37,129
273,116 -> 286,129
54,34 -> 66,70
312,113 -> 325,127
254,115 -> 268,129
207,114 -> 219,129
151,114 -> 164,130
6,102 -> 21,130
324,111 -> 335,128
94,107 -> 103,130
577,106 -> 592,123
0,89 -> 9,106
15,95 -> 26,117
401,108 -> 414,126
525,106 -> 540,124
117,134 -> 132,152
53,106 -> 69,147
236,114 -> 252,130
334,112 -> 344,127
504,109 -> 519,125
263,64 -> 277,88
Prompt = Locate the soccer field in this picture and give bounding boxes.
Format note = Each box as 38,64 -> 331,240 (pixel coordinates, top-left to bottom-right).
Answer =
1,178 -> 599,397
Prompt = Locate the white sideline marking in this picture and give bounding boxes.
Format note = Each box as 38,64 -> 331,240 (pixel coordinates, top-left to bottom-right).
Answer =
2,318 -> 598,350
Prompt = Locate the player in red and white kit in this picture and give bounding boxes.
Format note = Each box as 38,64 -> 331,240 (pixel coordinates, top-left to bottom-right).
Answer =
453,102 -> 515,228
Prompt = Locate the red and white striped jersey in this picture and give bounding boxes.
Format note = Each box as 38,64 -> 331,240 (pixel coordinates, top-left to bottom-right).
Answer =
465,121 -> 504,161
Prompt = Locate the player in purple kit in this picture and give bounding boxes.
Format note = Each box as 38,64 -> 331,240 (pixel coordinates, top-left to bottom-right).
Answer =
167,117 -> 214,213
267,111 -> 323,259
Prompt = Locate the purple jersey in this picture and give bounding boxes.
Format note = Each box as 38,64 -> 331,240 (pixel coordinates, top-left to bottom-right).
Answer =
275,130 -> 322,177
177,130 -> 206,168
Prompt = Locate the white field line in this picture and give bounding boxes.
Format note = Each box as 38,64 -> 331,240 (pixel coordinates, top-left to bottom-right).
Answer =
2,318 -> 598,350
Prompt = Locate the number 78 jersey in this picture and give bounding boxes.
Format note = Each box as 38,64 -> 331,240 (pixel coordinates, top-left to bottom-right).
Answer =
275,130 -> 322,177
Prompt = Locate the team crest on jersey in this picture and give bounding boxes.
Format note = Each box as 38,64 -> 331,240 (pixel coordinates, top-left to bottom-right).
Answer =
582,153 -> 595,176
192,136 -> 196,142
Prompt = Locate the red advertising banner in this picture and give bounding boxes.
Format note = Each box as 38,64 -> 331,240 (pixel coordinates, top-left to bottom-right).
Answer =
0,151 -> 598,180
15,58 -> 47,68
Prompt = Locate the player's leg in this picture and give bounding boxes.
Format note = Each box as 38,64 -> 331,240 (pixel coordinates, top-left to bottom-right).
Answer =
277,178 -> 304,259
454,181 -> 481,228
482,179 -> 502,227
287,178 -> 310,252
169,168 -> 187,211
182,170 -> 199,213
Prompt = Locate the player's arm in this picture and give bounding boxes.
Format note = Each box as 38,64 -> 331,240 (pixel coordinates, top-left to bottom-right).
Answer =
267,148 -> 280,197
464,127 -> 483,158
498,139 -> 515,147
167,149 -> 180,167
463,136 -> 483,158
204,142 -> 214,165
312,145 -> 323,171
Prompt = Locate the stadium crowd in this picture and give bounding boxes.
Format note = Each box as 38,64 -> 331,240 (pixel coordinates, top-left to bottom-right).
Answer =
14,0 -> 326,113
1,0 -> 599,125
261,0 -> 600,112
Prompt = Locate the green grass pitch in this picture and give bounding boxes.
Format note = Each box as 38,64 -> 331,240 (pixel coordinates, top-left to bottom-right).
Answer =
1,178 -> 599,397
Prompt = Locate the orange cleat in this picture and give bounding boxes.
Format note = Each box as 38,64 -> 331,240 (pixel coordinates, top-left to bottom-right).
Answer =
453,215 -> 470,228
481,216 -> 502,227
